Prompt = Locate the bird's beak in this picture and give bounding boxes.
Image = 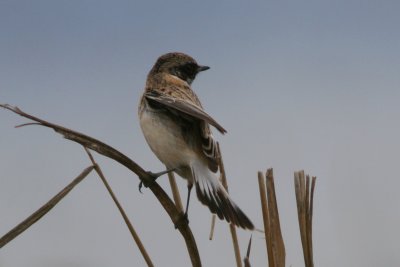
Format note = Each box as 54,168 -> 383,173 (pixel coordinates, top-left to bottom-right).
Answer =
197,65 -> 210,72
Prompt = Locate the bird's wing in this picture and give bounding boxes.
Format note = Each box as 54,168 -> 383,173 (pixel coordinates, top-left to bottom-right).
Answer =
145,92 -> 227,134
199,121 -> 219,172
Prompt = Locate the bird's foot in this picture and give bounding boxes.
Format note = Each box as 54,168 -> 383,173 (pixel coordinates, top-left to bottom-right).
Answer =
138,168 -> 176,193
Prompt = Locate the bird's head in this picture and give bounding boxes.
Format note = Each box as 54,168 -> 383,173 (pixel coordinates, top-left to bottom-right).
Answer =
150,52 -> 209,85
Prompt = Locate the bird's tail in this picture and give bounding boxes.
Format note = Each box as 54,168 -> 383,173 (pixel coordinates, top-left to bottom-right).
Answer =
191,161 -> 254,230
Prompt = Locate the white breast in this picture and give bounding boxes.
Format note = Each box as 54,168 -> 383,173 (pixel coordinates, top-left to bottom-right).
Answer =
139,108 -> 197,174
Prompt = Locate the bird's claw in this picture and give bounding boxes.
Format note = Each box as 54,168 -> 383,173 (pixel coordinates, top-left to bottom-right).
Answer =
138,181 -> 144,193
138,177 -> 153,193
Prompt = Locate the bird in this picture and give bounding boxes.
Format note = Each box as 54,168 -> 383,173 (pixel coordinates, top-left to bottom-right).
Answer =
138,52 -> 254,230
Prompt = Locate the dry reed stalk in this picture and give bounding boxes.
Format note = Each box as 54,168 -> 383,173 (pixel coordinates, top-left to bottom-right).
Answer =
1,104 -> 201,267
294,170 -> 316,267
229,224 -> 242,267
208,215 -> 216,240
166,168 -> 184,213
216,143 -> 243,267
85,148 -> 154,267
0,165 -> 94,248
258,169 -> 287,266
309,176 -> 316,262
265,169 -> 285,267
257,171 -> 275,266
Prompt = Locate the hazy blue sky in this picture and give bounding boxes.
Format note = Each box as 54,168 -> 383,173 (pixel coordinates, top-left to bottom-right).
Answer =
1,1 -> 400,266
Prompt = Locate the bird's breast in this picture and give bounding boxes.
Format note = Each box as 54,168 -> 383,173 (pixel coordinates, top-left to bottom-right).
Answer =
139,106 -> 198,174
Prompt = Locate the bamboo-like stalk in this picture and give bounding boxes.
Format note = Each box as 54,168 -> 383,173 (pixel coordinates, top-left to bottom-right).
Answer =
294,170 -> 316,267
85,148 -> 154,267
0,165 -> 94,248
208,215 -> 216,240
216,142 -> 242,267
229,224 -> 242,267
166,168 -> 184,213
294,171 -> 307,264
258,169 -> 287,266
265,169 -> 285,267
1,104 -> 202,267
309,176 -> 316,263
257,171 -> 274,266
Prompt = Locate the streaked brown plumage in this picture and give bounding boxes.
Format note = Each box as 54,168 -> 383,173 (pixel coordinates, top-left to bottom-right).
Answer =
138,52 -> 254,230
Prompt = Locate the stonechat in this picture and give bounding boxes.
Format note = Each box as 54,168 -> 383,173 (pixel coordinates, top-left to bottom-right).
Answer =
138,52 -> 254,230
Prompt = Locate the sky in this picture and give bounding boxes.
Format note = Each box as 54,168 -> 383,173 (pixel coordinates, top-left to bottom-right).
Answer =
1,0 -> 400,266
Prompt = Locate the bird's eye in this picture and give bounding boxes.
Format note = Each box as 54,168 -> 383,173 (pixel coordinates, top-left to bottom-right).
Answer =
169,63 -> 198,84
181,63 -> 197,74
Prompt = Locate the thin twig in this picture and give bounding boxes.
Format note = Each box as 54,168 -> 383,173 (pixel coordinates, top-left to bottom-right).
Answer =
0,166 -> 94,248
1,104 -> 201,267
15,122 -> 41,128
84,148 -> 154,267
